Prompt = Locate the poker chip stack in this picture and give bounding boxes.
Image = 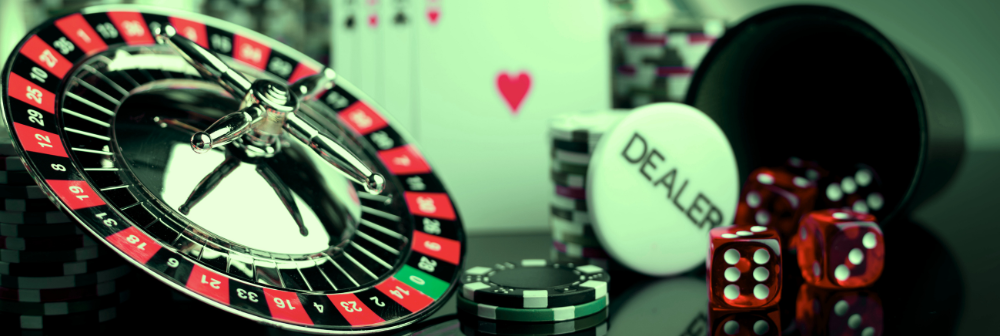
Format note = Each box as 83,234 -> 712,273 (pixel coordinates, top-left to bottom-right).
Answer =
547,111 -> 629,269
457,260 -> 610,336
611,18 -> 723,108
0,133 -> 133,334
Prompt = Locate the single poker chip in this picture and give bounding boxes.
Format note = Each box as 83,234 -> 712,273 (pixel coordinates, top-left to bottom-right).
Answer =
0,198 -> 59,212
551,149 -> 590,165
0,277 -> 131,303
456,295 -> 609,322
0,210 -> 71,225
0,257 -> 126,277
0,264 -> 131,289
0,185 -> 46,199
552,195 -> 588,212
0,171 -> 38,186
0,306 -> 118,329
555,185 -> 586,200
553,241 -> 609,259
459,308 -> 609,335
552,171 -> 585,188
0,156 -> 26,171
552,160 -> 588,176
460,259 -> 609,309
0,223 -> 83,238
552,139 -> 598,154
0,290 -> 129,315
0,235 -> 97,251
0,245 -> 113,264
549,111 -> 629,143
587,103 -> 739,276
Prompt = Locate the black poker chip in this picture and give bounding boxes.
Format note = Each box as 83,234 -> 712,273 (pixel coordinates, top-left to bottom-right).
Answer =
460,259 -> 610,309
0,185 -> 46,199
0,223 -> 83,238
0,156 -> 26,171
459,308 -> 609,336
0,171 -> 37,186
0,234 -> 97,251
552,139 -> 596,154
0,245 -> 113,264
0,256 -> 126,277
0,264 -> 131,290
0,277 -> 131,303
0,198 -> 59,212
0,211 -> 70,225
0,290 -> 129,315
0,306 -> 119,330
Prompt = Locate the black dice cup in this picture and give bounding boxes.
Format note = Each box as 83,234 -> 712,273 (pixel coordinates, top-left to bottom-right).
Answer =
685,5 -> 965,225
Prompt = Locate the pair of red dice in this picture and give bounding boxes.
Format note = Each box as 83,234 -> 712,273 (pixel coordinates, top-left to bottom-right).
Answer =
708,209 -> 885,310
734,159 -> 886,247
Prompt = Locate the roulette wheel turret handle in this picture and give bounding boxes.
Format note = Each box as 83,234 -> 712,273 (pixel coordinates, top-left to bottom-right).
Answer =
153,25 -> 384,195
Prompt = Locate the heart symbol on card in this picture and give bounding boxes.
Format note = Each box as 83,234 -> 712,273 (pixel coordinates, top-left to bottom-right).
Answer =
427,7 -> 440,25
496,71 -> 532,114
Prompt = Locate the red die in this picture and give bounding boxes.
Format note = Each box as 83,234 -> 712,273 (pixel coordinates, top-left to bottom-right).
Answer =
734,167 -> 817,243
796,284 -> 883,336
841,164 -> 885,217
708,226 -> 781,310
709,307 -> 781,336
793,210 -> 885,288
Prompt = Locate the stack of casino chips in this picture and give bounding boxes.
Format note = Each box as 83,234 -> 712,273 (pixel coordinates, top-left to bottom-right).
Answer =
457,259 -> 610,335
547,111 -> 630,269
611,19 -> 722,109
0,133 -> 133,334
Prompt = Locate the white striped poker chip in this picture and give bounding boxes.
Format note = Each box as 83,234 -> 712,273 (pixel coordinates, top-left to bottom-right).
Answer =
551,218 -> 599,246
551,194 -> 587,212
0,264 -> 131,289
551,206 -> 590,224
0,210 -> 70,224
552,149 -> 590,165
456,294 -> 609,322
587,103 -> 738,276
0,223 -> 83,238
551,160 -> 588,175
549,110 -> 629,143
551,170 -> 585,188
460,259 -> 609,309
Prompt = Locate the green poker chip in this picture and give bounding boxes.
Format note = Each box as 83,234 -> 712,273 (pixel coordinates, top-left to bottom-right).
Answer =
456,295 -> 609,322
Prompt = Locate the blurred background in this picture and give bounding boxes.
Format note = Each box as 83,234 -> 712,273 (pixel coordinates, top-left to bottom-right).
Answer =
0,0 -> 997,334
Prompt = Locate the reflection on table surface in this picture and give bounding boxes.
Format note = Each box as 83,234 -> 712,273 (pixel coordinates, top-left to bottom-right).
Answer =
107,216 -> 962,335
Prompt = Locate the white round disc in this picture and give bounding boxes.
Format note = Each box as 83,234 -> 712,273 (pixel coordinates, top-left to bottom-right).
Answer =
588,103 -> 739,276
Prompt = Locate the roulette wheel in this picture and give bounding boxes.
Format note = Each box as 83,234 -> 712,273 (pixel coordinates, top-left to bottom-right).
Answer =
0,4 -> 465,334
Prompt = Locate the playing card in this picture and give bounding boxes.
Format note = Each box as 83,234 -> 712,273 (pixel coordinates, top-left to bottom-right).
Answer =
331,0 -> 360,86
380,0 -> 418,132
358,0 -> 384,101
412,0 -> 611,233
